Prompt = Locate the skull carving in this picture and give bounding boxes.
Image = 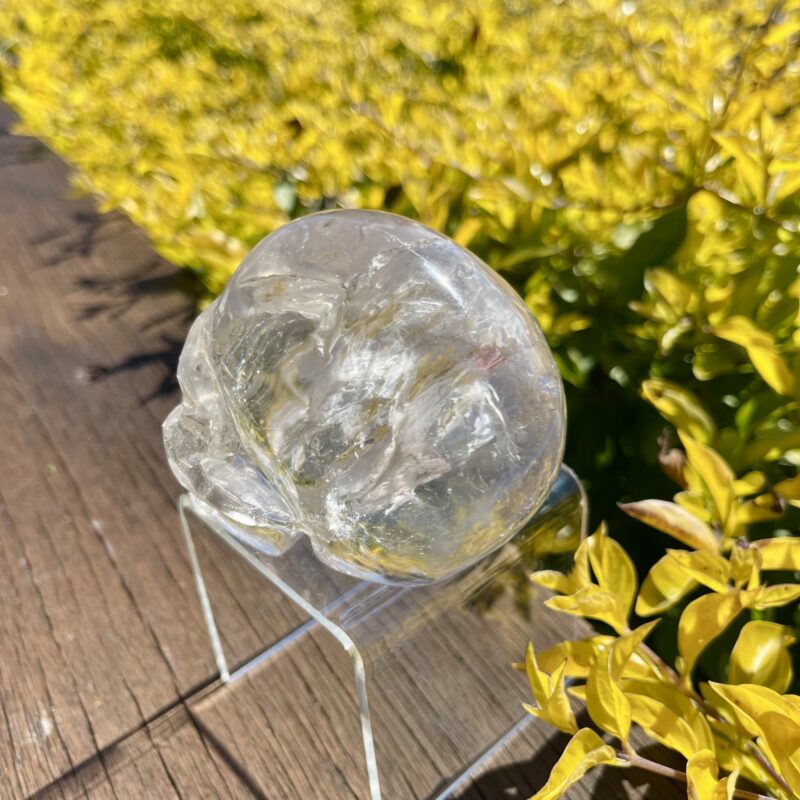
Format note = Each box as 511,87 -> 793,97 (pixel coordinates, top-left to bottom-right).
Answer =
164,210 -> 565,583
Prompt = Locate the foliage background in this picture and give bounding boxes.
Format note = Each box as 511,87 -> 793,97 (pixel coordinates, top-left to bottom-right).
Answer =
2,0 -> 800,693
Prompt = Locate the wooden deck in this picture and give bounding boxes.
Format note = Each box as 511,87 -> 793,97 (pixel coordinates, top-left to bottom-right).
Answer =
0,103 -> 680,799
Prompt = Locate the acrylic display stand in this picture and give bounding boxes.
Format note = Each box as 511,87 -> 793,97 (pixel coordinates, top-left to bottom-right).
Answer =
179,466 -> 587,799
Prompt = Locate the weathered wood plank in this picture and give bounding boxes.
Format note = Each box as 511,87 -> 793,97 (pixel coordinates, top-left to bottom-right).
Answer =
0,104 -> 305,797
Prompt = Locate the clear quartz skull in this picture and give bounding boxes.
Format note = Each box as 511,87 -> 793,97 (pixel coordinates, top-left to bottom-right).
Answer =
163,210 -> 565,583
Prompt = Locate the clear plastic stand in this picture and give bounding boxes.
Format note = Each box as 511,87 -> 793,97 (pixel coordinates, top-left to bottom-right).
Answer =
179,466 -> 587,799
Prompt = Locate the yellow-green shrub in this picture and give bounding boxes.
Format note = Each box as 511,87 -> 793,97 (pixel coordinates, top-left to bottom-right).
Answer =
1,1 -> 798,522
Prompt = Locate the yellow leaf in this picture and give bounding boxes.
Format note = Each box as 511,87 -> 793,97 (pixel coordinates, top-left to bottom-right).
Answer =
545,660 -> 579,734
728,542 -> 760,589
529,727 -> 617,800
623,679 -> 714,759
728,621 -> 796,693
748,344 -> 796,397
641,379 -> 716,443
744,430 -> 800,464
568,684 -> 587,701
755,537 -> 800,571
586,642 -> 631,744
667,549 -> 730,593
686,750 -> 737,800
636,554 -> 699,616
452,215 -> 484,246
772,170 -> 800,204
680,435 -> 736,534
545,585 -> 628,635
678,591 -> 745,677
618,499 -> 718,551
587,524 -> 637,621
675,491 -> 715,524
525,641 -> 579,734
712,135 -> 764,203
531,538 -> 590,594
733,471 -> 768,497
705,724 -> 773,796
708,684 -> 800,796
763,19 -> 800,45
736,495 -> 785,526
531,570 -> 577,594
525,641 -> 550,708
537,636 -> 654,681
712,317 -> 795,396
642,268 -> 694,317
746,584 -> 800,609
708,682 -> 796,738
757,712 -> 800,798
775,476 -> 800,508
535,636 -> 611,679
609,621 -> 659,681
712,316 -> 773,349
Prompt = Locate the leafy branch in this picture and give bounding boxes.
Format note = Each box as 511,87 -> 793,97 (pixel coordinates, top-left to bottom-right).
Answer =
522,430 -> 800,799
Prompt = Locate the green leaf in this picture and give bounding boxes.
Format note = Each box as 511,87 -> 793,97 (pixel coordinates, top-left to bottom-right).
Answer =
693,348 -> 738,381
597,204 -> 688,298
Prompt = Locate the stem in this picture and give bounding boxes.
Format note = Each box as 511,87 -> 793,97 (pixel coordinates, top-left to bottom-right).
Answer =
639,643 -> 719,716
639,642 -> 681,684
618,752 -> 776,800
639,643 -> 731,719
619,752 -> 687,784
746,742 -> 795,799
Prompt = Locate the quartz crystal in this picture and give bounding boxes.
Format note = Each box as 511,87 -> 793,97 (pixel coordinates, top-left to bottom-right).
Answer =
164,210 -> 565,583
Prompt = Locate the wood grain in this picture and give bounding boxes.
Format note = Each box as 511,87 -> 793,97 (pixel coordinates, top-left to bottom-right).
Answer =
0,103 -> 679,799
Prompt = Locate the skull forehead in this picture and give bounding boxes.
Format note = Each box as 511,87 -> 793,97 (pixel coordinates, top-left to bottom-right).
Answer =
231,209 -> 445,285
215,209 -> 537,369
